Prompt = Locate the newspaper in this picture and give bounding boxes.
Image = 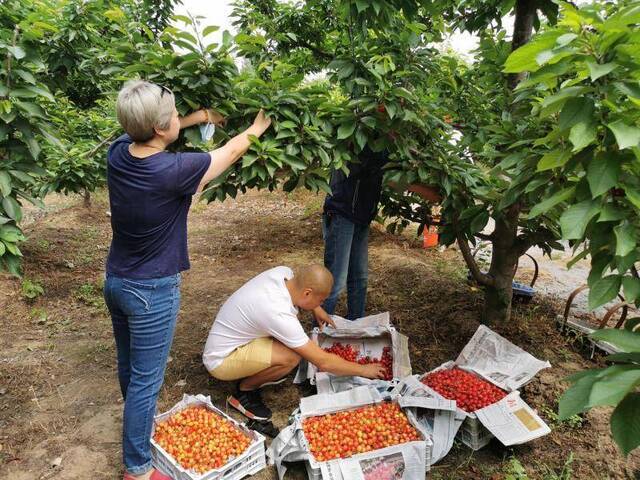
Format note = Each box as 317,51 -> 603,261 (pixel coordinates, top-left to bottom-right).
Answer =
268,386 -> 430,480
475,391 -> 551,445
294,312 -> 412,393
314,371 -> 397,395
456,325 -> 551,391
417,326 -> 552,449
393,376 -> 466,465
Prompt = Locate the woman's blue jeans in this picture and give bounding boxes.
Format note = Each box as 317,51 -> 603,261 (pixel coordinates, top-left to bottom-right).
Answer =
322,213 -> 370,320
104,273 -> 181,475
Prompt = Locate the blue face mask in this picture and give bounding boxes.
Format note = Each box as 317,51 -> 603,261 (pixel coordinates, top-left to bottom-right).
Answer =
199,122 -> 215,142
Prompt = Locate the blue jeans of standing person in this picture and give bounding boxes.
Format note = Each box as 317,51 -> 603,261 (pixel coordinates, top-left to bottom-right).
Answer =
103,273 -> 181,476
322,212 -> 370,320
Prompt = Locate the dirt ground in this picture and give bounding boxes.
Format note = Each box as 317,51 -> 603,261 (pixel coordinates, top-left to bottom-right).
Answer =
1,189 -> 639,480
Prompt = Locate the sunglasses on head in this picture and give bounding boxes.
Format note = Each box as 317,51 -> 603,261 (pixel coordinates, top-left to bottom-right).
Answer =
157,84 -> 173,98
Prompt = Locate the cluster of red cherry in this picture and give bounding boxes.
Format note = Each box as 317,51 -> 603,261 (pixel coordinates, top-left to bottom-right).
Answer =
421,368 -> 507,412
323,342 -> 393,380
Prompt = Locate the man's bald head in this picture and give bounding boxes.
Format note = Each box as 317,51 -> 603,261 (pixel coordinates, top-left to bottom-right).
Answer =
293,264 -> 334,296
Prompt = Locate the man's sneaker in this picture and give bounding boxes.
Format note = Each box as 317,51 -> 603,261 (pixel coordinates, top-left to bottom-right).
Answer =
227,387 -> 272,421
247,419 -> 280,438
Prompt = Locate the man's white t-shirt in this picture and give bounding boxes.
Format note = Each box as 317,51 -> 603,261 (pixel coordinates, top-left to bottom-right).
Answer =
202,266 -> 310,372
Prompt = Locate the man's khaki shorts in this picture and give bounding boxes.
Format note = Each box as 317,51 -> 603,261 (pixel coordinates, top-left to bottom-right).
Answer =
209,337 -> 274,381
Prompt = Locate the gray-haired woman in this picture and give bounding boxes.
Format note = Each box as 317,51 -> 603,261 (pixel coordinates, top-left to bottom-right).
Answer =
103,80 -> 271,480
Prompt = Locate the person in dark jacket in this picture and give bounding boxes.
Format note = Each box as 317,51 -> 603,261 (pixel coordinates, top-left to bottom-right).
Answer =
320,147 -> 442,321
321,147 -> 388,320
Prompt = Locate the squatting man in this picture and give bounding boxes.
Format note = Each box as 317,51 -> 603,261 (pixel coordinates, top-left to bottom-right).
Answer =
202,264 -> 386,422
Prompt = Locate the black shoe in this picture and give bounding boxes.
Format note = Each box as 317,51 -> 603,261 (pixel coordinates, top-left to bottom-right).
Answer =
247,419 -> 280,438
227,387 -> 272,421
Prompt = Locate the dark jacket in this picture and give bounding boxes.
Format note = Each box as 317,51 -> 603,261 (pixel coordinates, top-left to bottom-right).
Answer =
323,148 -> 389,226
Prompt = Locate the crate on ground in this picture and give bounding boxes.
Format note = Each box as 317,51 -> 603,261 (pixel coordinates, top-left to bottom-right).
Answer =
458,416 -> 493,451
269,386 -> 431,480
151,394 -> 267,480
417,325 -> 552,451
294,312 -> 411,394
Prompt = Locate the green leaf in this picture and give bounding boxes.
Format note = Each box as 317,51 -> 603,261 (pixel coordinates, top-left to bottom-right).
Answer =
470,210 -> 489,234
172,14 -> 192,25
558,373 -> 599,419
569,121 -> 597,152
6,45 -> 26,59
504,31 -> 562,73
100,66 -> 122,75
598,204 -> 625,222
360,116 -> 377,129
528,186 -> 575,218
589,275 -> 622,310
567,249 -> 590,269
614,223 -> 636,257
1,197 -> 21,222
337,121 -> 356,140
591,329 -> 640,352
355,126 -> 367,151
222,30 -> 233,47
537,149 -> 572,171
607,352 -> 640,364
556,33 -> 578,47
624,186 -> 640,210
608,121 -> 640,150
2,250 -> 22,276
9,88 -> 37,98
14,69 -> 36,84
560,200 -> 598,239
559,97 -> 594,131
587,365 -> 640,408
586,61 -> 617,81
337,63 -> 355,79
282,156 -> 307,171
611,393 -> 640,456
542,86 -> 589,109
623,277 -> 640,303
626,318 -> 640,332
203,25 -> 219,37
587,154 -> 620,197
0,171 -> 11,197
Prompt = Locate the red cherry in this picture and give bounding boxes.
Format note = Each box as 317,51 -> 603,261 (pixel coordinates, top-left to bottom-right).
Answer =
421,368 -> 506,412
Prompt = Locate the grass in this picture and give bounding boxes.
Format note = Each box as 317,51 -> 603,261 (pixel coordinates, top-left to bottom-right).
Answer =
539,405 -> 584,430
76,281 -> 105,309
301,194 -> 324,219
505,454 -> 575,480
21,278 -> 44,301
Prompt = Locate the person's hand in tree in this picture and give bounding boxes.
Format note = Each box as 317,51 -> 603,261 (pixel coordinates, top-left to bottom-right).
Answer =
252,109 -> 272,135
204,109 -> 226,127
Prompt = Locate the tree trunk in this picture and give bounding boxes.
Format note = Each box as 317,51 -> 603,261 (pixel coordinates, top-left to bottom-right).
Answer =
482,209 -> 520,323
481,0 -> 538,322
83,189 -> 91,208
509,0 -> 538,89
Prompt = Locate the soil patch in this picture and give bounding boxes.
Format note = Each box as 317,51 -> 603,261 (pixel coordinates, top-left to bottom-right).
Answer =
1,190 -> 638,479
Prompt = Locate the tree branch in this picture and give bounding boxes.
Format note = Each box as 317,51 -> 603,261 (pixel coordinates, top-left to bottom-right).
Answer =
509,0 -> 537,89
296,39 -> 333,62
6,26 -> 19,91
475,232 -> 494,241
84,130 -> 119,158
457,233 -> 495,287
